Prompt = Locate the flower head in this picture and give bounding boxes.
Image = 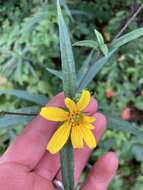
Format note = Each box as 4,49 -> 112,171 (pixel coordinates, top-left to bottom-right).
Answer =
40,90 -> 96,154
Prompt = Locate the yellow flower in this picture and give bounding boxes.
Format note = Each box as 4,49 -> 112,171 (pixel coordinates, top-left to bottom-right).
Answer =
40,90 -> 96,154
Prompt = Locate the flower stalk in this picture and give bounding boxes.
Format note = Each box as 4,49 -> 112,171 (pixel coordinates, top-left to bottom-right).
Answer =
60,139 -> 74,190
60,81 -> 75,190
57,0 -> 76,189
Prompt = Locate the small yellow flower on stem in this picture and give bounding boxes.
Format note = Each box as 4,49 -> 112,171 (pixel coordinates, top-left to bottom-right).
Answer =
40,90 -> 96,154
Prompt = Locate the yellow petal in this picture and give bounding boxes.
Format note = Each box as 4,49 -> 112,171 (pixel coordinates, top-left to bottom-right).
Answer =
65,97 -> 77,113
77,90 -> 90,111
84,115 -> 96,123
84,123 -> 95,130
40,107 -> 69,121
47,122 -> 71,154
80,125 -> 96,149
71,126 -> 83,148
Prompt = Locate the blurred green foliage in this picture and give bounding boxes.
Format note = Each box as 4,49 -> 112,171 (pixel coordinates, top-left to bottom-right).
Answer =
0,0 -> 143,189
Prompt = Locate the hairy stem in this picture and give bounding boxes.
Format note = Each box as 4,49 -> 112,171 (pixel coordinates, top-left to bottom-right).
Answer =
60,139 -> 74,190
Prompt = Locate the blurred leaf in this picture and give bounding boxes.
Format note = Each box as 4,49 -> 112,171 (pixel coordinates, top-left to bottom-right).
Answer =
77,50 -> 94,85
100,44 -> 109,55
106,114 -> 142,136
61,0 -> 74,22
57,0 -> 76,97
0,89 -> 48,105
73,40 -> 98,49
12,106 -> 40,113
71,10 -> 91,18
78,49 -> 116,90
135,97 -> 143,111
27,61 -> 39,80
24,14 -> 46,33
132,145 -> 143,161
94,29 -> 104,45
99,138 -> 116,152
0,106 -> 39,129
94,29 -> 108,55
111,27 -> 143,49
131,182 -> 143,190
131,136 -> 143,145
0,115 -> 33,128
46,67 -> 63,80
21,12 -> 48,34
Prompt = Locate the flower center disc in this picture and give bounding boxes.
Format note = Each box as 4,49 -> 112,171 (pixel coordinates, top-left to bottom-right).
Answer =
69,112 -> 83,126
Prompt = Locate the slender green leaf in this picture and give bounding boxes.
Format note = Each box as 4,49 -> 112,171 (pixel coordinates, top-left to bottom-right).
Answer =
0,106 -> 39,128
94,29 -> 108,55
0,89 -> 48,105
94,29 -> 104,45
77,50 -> 95,85
0,115 -> 33,128
46,67 -> 63,80
73,40 -> 98,49
57,1 -> 75,190
13,106 -> 39,114
100,44 -> 109,55
57,0 -> 76,98
78,49 -> 116,90
111,27 -> 143,49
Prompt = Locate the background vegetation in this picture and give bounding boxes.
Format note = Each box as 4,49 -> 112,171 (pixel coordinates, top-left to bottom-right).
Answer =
0,0 -> 143,189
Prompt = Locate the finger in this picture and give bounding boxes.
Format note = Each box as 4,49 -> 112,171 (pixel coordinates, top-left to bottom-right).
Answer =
54,112 -> 107,185
0,93 -> 97,172
82,152 -> 119,190
83,97 -> 98,115
34,99 -> 98,181
35,152 -> 60,181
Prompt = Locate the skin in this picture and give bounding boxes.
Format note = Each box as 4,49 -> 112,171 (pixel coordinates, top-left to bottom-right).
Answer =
0,93 -> 118,190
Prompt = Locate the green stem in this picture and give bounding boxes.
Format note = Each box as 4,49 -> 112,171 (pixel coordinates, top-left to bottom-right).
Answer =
57,1 -> 76,189
60,89 -> 75,190
60,139 -> 74,190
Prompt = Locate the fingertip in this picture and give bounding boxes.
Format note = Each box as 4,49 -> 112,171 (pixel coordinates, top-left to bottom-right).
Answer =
93,112 -> 107,128
92,112 -> 107,143
84,97 -> 98,115
103,151 -> 119,172
91,151 -> 119,183
82,152 -> 118,190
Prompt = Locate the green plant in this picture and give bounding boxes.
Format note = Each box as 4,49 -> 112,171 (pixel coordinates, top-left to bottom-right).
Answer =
1,0 -> 143,189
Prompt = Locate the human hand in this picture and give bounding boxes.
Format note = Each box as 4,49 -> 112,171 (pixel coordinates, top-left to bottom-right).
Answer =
0,93 -> 118,190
